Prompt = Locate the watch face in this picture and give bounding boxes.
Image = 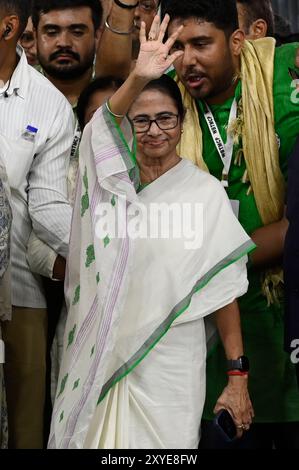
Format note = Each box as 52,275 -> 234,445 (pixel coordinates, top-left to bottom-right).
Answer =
227,356 -> 250,372
240,356 -> 250,372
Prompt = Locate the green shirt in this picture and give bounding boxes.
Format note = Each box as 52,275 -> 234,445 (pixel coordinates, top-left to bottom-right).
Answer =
198,43 -> 299,422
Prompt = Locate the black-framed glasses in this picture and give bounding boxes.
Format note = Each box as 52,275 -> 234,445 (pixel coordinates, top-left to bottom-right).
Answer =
132,114 -> 179,133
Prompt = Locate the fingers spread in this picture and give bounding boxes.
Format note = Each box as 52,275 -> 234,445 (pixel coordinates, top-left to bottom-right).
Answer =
148,14 -> 160,40
158,13 -> 170,42
167,50 -> 183,66
139,21 -> 146,44
165,24 -> 184,51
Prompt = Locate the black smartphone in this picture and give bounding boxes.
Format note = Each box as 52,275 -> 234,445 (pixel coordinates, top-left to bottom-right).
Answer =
213,409 -> 237,442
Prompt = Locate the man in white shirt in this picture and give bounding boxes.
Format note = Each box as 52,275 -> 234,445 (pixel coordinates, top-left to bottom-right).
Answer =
27,0 -> 103,443
0,0 -> 74,448
27,1 -> 103,282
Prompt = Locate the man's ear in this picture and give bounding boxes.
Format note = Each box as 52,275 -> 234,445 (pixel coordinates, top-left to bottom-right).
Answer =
230,29 -> 245,57
2,15 -> 19,41
249,19 -> 268,39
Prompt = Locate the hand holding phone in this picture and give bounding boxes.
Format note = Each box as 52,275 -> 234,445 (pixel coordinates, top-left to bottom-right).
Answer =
212,409 -> 237,442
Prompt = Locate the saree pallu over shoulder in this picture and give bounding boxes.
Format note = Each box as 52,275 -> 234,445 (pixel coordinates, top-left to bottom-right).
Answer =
49,107 -> 254,449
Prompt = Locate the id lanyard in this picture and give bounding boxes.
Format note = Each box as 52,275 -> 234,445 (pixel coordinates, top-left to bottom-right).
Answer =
70,119 -> 82,161
203,98 -> 237,187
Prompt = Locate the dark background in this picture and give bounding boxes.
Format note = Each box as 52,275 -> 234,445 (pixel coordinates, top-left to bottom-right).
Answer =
272,0 -> 299,33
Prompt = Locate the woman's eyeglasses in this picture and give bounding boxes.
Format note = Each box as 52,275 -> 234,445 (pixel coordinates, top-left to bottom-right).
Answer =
131,114 -> 179,133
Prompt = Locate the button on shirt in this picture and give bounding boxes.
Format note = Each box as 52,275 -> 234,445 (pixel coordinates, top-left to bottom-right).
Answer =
0,47 -> 74,308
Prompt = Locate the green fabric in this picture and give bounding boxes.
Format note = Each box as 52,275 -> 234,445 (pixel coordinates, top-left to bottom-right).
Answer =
137,182 -> 150,193
200,43 -> 299,422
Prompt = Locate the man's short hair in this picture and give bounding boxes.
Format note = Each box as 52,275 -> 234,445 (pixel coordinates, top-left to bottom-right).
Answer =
162,0 -> 239,38
32,0 -> 103,31
0,0 -> 31,36
237,0 -> 275,37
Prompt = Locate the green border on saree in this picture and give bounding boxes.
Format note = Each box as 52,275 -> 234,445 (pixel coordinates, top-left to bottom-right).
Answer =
97,239 -> 256,404
103,105 -> 137,165
103,105 -> 140,189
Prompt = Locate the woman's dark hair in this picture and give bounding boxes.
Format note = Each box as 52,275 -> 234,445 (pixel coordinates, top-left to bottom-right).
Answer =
32,0 -> 103,31
140,74 -> 185,120
77,76 -> 123,130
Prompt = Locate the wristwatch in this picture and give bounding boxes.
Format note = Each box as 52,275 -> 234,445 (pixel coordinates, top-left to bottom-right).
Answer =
227,355 -> 249,372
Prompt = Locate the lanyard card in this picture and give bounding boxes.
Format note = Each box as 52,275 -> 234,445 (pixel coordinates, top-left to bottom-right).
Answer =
204,99 -> 237,188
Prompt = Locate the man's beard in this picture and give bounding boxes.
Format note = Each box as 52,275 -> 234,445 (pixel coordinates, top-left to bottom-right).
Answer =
180,57 -> 236,102
38,47 -> 95,80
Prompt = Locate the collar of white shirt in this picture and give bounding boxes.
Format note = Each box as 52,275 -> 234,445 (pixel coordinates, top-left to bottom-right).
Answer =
5,45 -> 29,100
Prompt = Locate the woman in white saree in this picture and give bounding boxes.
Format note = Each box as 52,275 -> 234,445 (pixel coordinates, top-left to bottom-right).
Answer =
49,15 -> 255,449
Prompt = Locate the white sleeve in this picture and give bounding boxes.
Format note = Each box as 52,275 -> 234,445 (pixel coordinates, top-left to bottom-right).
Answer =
28,99 -> 75,259
26,231 -> 57,279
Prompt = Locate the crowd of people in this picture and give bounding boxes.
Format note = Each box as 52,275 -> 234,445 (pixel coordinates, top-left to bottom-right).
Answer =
0,0 -> 298,450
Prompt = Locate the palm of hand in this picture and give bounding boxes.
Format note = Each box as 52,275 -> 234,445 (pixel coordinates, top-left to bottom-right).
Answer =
134,14 -> 183,81
136,41 -> 170,79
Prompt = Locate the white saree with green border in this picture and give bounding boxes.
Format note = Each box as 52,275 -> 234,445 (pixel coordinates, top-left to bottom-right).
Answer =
48,105 -> 255,449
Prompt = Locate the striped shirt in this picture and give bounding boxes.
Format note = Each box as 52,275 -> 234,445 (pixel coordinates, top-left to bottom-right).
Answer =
0,47 -> 74,308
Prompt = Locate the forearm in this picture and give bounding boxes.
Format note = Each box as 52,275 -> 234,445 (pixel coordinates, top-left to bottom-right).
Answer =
96,0 -> 135,79
109,69 -> 149,122
250,216 -> 288,268
214,303 -> 253,427
29,101 -> 74,258
215,300 -> 243,360
29,192 -> 72,258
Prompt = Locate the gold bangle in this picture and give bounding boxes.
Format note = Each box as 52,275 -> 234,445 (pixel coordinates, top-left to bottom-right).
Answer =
105,17 -> 134,35
105,100 -> 125,118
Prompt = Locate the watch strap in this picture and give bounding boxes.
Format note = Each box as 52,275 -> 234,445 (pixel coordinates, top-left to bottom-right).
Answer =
227,356 -> 249,372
